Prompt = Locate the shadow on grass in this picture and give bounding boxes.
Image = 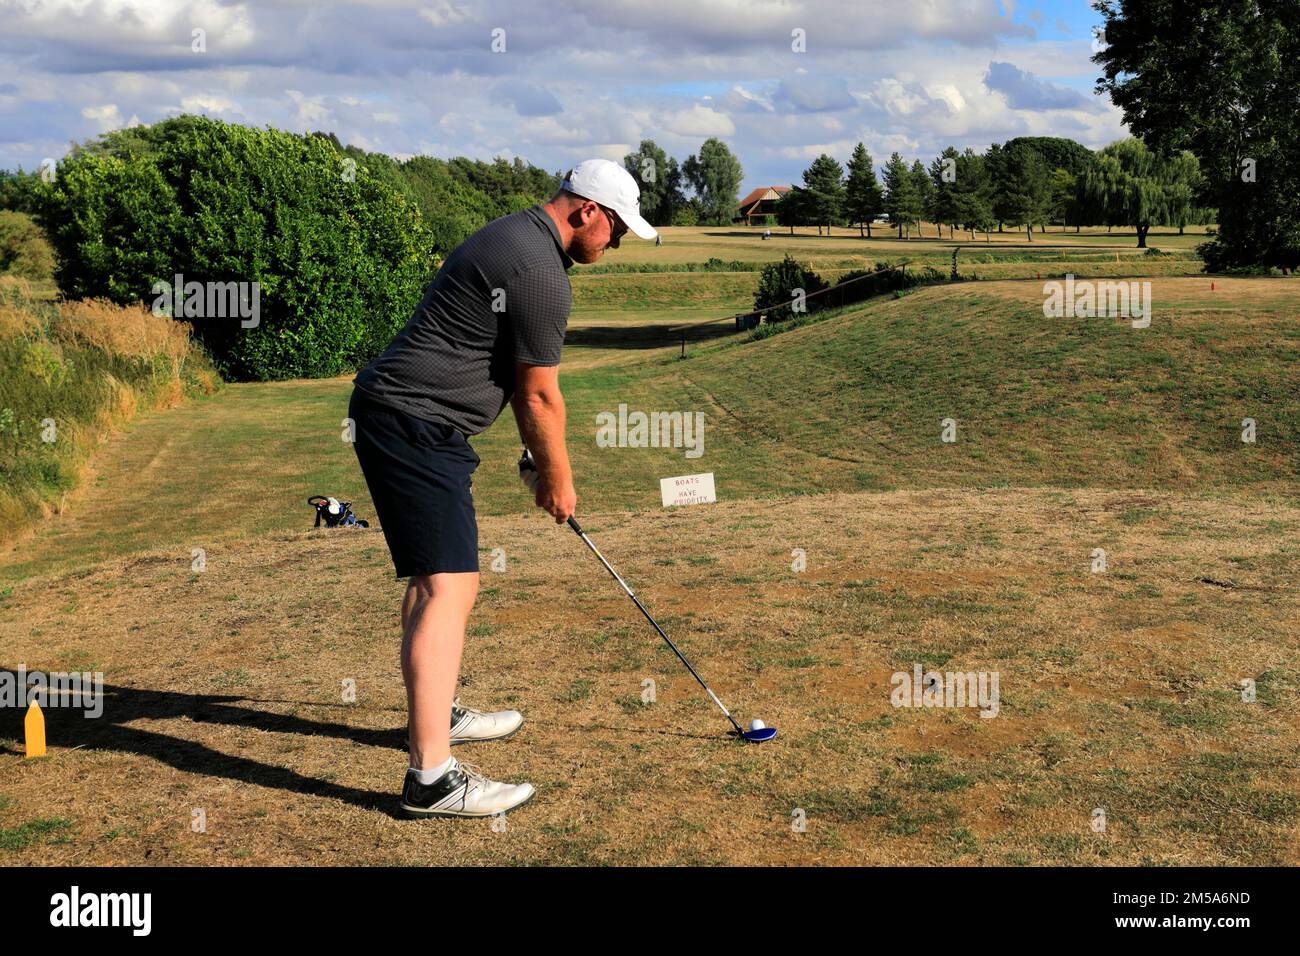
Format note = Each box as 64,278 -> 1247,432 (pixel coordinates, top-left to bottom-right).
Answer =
2,671 -> 741,815
0,669 -> 407,818
563,322 -> 739,351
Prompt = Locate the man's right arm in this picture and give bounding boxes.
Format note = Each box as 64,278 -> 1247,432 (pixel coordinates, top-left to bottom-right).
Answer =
511,362 -> 577,523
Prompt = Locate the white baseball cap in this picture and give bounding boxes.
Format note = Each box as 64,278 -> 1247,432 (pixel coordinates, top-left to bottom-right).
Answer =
560,159 -> 658,241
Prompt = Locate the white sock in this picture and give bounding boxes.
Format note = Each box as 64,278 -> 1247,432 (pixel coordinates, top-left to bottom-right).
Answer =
411,755 -> 455,784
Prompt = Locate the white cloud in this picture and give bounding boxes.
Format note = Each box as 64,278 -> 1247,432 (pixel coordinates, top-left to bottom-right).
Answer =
10,0 -> 256,48
868,78 -> 932,117
285,88 -> 331,127
984,61 -> 1095,111
81,102 -> 123,130
926,84 -> 967,114
590,143 -> 630,162
516,115 -> 577,145
111,73 -> 180,98
0,0 -> 1125,192
218,70 -> 253,92
660,103 -> 735,138
180,93 -> 241,115
725,85 -> 775,113
775,73 -> 856,112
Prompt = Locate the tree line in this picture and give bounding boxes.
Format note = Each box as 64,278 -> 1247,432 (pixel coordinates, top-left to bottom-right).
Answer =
614,132 -> 1212,250
2,124 -> 1213,264
776,135 -> 1209,248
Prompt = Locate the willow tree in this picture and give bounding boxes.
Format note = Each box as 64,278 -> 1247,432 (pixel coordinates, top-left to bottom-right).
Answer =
1081,137 -> 1200,247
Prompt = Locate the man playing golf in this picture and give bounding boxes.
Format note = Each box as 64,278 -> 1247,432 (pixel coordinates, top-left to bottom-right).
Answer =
349,159 -> 657,818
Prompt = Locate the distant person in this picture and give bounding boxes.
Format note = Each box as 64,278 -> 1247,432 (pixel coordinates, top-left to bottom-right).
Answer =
349,159 -> 657,819
655,233 -> 663,246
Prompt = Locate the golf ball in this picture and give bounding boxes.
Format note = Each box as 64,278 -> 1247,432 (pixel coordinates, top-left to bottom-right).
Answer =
749,719 -> 766,732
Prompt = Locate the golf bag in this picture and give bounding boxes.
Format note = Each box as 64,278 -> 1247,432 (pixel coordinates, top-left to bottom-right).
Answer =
308,495 -> 369,529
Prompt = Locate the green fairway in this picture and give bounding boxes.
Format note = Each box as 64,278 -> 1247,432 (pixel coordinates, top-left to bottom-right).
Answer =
4,273 -> 1296,584
599,224 -> 1214,268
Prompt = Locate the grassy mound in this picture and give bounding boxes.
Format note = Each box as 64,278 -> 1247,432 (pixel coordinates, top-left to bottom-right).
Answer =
616,276 -> 1300,494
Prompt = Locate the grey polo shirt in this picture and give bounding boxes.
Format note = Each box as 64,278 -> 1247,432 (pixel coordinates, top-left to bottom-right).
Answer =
353,204 -> 573,436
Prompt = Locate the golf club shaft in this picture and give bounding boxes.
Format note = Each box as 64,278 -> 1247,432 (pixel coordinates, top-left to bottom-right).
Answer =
567,516 -> 746,736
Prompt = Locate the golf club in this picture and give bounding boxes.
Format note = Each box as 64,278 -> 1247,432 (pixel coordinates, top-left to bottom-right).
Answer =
565,515 -> 777,743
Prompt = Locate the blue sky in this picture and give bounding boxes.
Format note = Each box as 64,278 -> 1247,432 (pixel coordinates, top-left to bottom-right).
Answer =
0,0 -> 1123,195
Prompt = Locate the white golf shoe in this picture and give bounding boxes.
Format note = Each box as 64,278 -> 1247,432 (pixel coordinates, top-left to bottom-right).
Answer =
399,758 -> 535,819
450,697 -> 524,745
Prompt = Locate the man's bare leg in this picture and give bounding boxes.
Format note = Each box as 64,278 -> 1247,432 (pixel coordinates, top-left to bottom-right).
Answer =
401,571 -> 478,770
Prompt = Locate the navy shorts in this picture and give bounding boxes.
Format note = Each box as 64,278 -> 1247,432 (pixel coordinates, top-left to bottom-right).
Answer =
348,388 -> 480,578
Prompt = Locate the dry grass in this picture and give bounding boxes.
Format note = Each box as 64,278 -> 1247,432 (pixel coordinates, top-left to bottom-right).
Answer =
1,488 -> 1296,866
0,283 -> 219,553
0,277 -> 42,338
51,298 -> 194,364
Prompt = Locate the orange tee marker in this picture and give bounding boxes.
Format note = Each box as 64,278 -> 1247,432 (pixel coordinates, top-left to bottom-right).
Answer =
24,701 -> 46,758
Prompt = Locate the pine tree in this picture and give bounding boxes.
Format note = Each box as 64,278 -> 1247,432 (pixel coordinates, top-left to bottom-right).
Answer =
801,154 -> 846,235
844,143 -> 884,237
775,187 -> 812,235
996,143 -> 1052,241
928,147 -> 961,239
910,159 -> 934,238
882,152 -> 917,239
953,149 -> 994,241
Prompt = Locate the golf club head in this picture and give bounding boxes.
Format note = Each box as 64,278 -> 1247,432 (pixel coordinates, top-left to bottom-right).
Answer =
740,726 -> 778,743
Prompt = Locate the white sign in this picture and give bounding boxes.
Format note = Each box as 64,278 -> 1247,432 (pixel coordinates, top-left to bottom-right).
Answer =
660,472 -> 716,507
